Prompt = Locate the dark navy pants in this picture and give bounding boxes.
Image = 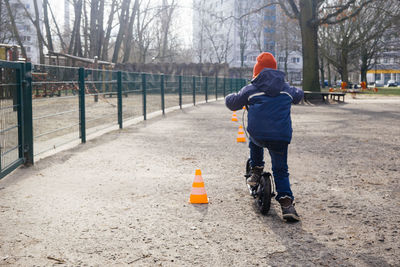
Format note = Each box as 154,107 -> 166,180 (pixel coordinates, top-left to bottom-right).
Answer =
249,137 -> 294,200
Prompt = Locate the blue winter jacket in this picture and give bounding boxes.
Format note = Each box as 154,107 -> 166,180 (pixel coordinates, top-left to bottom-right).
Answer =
225,68 -> 303,143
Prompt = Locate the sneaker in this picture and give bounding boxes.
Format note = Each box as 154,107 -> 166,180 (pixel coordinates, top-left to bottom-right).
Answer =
278,196 -> 300,222
247,166 -> 263,186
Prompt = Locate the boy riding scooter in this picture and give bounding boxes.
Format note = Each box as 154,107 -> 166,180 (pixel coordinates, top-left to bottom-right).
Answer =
225,52 -> 303,222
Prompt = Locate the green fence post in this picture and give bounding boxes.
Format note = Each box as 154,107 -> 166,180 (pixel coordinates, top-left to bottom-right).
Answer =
223,77 -> 226,97
215,76 -> 218,100
17,63 -> 24,160
22,62 -> 33,165
179,75 -> 182,109
79,67 -> 86,143
117,71 -> 123,129
192,76 -> 196,106
142,73 -> 147,120
229,78 -> 233,94
205,77 -> 208,102
161,74 -> 165,115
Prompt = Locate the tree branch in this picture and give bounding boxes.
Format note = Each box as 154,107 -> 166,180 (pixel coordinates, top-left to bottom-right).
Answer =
317,0 -> 375,25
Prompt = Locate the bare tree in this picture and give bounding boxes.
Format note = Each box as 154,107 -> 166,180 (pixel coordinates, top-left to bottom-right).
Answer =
122,0 -> 139,63
47,1 -> 66,51
278,0 -> 375,92
33,0 -> 45,64
319,0 -> 397,84
4,0 -> 26,58
275,9 -> 301,77
0,0 -> 14,43
43,0 -> 53,52
236,0 -> 251,68
157,0 -> 177,62
102,0 -> 117,61
192,0 -> 207,63
203,19 -> 232,64
134,0 -> 157,63
112,0 -> 131,63
68,0 -> 83,57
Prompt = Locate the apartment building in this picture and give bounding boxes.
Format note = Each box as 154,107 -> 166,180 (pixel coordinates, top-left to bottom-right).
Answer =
8,0 -> 43,63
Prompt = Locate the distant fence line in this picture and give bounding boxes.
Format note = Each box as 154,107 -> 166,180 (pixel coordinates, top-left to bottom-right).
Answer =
0,60 -> 246,179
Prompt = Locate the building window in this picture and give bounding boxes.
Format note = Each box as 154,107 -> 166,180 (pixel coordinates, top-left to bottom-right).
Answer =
26,46 -> 31,52
291,57 -> 300,63
279,57 -> 285,62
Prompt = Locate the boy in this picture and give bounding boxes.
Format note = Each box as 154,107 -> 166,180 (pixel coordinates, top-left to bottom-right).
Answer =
225,52 -> 303,222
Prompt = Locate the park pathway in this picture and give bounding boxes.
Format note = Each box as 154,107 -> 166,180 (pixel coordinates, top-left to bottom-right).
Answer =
1,97 -> 399,266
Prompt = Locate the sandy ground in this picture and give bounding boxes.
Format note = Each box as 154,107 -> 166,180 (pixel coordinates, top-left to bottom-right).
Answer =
0,95 -> 399,266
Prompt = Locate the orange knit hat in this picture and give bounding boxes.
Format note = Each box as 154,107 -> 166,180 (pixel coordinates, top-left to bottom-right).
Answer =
253,52 -> 277,78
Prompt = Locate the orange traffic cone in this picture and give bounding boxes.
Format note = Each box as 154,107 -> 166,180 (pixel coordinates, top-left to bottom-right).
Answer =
189,169 -> 209,204
231,111 -> 238,122
237,125 -> 246,143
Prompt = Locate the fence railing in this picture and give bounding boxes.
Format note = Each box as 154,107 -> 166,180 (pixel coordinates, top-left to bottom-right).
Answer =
0,61 -> 247,175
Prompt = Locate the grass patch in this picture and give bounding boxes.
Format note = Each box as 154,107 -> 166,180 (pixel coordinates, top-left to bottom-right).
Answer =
366,87 -> 400,96
322,87 -> 400,96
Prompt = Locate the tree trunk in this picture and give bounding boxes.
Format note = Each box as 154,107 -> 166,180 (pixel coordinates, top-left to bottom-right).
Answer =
299,0 -> 320,92
89,0 -> 98,58
43,0 -> 53,52
83,0 -> 89,57
48,2 -> 66,51
160,0 -> 175,62
122,0 -> 139,63
33,0 -> 44,64
4,0 -> 26,58
72,0 -> 83,57
340,48 -> 349,83
319,55 -> 325,88
327,62 -> 331,86
360,46 -> 368,82
112,0 -> 131,63
102,0 -> 116,61
97,0 -> 104,58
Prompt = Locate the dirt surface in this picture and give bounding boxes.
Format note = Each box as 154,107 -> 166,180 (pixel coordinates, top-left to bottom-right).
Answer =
0,95 -> 399,266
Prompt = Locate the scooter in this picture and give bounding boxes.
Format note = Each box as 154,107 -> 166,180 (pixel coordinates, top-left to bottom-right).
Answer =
244,159 -> 275,215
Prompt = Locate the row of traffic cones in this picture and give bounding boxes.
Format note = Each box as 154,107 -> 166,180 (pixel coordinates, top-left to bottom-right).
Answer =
231,110 -> 246,143
188,108 -> 247,205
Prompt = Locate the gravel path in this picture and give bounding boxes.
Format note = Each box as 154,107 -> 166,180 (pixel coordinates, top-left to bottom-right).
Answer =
0,96 -> 399,266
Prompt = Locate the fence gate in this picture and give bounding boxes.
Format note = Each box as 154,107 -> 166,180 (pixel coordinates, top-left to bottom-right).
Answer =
0,60 -> 32,179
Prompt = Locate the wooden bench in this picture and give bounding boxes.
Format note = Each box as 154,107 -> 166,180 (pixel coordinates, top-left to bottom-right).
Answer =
303,91 -> 345,103
328,92 -> 346,102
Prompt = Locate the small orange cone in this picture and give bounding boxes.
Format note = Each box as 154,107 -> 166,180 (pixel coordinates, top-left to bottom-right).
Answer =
189,169 -> 209,204
231,111 -> 238,122
237,125 -> 246,143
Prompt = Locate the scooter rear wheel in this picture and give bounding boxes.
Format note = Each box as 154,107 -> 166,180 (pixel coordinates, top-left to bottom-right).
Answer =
256,172 -> 272,215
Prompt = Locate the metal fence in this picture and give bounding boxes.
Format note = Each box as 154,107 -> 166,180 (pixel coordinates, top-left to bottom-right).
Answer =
0,60 -> 246,178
